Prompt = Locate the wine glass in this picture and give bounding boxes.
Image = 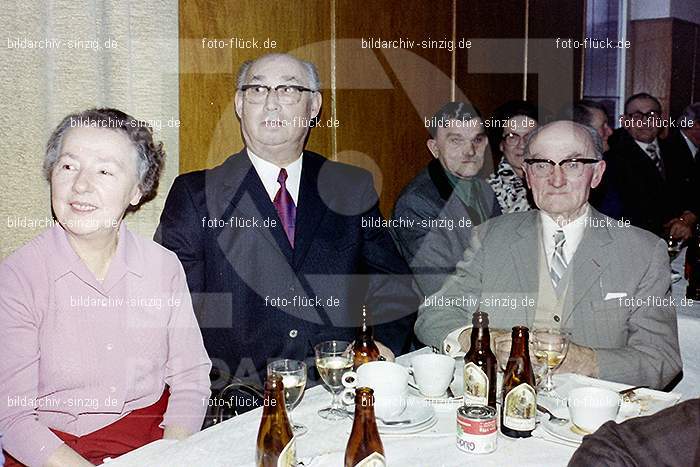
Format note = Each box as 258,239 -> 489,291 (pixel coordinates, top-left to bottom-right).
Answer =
267,359 -> 308,436
532,328 -> 571,395
314,340 -> 353,420
667,234 -> 683,283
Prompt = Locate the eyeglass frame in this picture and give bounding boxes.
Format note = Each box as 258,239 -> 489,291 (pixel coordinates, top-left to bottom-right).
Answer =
239,84 -> 317,104
523,157 -> 601,178
502,131 -> 533,147
625,110 -> 660,121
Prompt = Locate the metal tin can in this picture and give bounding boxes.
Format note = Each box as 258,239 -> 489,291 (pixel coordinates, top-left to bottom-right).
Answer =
456,405 -> 497,454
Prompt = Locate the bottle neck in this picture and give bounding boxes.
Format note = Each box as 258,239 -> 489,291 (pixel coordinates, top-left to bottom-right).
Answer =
509,334 -> 529,359
470,326 -> 491,349
262,379 -> 286,417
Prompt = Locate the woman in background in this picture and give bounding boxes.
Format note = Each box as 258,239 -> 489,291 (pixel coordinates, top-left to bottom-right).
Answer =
0,108 -> 211,466
487,100 -> 539,213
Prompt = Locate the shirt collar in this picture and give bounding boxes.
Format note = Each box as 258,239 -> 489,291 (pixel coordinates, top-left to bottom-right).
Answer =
47,222 -> 143,285
635,138 -> 659,153
540,205 -> 589,258
681,131 -> 698,157
247,150 -> 303,204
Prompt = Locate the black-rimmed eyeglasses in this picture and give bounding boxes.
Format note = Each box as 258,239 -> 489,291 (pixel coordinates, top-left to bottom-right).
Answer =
240,84 -> 316,104
523,158 -> 600,178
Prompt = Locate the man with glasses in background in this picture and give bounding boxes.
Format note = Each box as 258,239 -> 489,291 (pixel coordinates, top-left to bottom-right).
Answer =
601,93 -> 694,239
416,121 -> 681,390
156,53 -> 417,404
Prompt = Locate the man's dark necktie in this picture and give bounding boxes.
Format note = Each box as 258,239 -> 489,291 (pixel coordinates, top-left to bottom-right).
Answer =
274,168 -> 296,247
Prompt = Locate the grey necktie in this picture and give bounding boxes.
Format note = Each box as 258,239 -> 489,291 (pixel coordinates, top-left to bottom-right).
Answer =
646,143 -> 664,175
550,230 -> 568,288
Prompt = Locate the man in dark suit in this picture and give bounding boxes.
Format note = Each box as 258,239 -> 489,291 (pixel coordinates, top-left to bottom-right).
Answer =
568,398 -> 700,467
599,93 -> 695,239
392,102 -> 501,298
663,103 -> 700,238
155,53 -> 417,391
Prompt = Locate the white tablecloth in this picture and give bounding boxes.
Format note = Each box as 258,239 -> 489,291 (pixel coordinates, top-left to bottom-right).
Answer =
671,247 -> 700,398
109,347 -> 578,467
107,248 -> 700,466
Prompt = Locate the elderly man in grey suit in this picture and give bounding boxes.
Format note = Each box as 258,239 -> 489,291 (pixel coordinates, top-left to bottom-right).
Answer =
392,102 -> 501,298
415,120 -> 681,389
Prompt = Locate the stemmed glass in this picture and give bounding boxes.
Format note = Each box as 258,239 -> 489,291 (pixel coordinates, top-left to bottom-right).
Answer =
532,328 -> 571,395
267,359 -> 308,436
667,234 -> 683,283
314,340 -> 353,420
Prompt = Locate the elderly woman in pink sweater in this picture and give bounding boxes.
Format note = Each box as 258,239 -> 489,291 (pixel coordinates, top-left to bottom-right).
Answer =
0,108 -> 211,467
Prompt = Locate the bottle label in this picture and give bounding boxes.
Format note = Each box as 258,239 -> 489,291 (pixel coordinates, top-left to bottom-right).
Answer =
277,437 -> 296,467
354,452 -> 386,466
503,383 -> 536,431
463,362 -> 489,405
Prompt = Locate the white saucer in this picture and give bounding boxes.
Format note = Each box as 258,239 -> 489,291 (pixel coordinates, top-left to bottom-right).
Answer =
408,385 -> 462,405
376,398 -> 435,433
540,418 -> 585,444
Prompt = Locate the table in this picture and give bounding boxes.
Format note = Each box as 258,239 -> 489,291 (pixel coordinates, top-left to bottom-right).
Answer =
671,247 -> 700,397
108,249 -> 699,466
110,348 -> 577,467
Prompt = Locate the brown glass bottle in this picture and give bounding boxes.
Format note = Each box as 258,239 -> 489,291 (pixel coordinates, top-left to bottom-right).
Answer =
256,374 -> 296,467
685,223 -> 700,300
345,387 -> 386,467
500,326 -> 537,438
463,310 -> 497,408
353,305 -> 380,370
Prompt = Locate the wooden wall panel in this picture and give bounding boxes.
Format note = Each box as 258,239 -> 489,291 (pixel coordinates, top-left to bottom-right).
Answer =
179,0 -> 586,215
456,0 -> 527,120
334,0 -> 453,216
527,0 -> 585,118
179,0 -> 332,174
628,19 -> 673,114
670,19 -> 699,118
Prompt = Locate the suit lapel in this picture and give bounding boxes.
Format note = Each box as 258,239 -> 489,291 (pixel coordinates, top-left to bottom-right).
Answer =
563,208 -> 614,325
509,212 -> 540,323
293,152 -> 328,269
216,149 -> 293,264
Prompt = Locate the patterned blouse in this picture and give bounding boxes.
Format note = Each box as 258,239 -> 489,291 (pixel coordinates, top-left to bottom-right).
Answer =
487,159 -> 533,213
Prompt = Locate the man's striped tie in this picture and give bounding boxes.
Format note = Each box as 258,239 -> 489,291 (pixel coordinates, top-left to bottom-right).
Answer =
550,230 -> 568,288
646,143 -> 664,176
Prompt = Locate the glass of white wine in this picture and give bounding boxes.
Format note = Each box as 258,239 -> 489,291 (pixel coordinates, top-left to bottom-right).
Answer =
314,340 -> 353,421
267,359 -> 308,436
532,328 -> 571,395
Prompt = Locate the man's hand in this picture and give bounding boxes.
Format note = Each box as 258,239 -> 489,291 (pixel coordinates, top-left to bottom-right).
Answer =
665,212 -> 697,241
554,342 -> 598,377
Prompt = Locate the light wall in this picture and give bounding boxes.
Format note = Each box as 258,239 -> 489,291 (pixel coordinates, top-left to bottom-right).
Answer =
0,0 -> 179,260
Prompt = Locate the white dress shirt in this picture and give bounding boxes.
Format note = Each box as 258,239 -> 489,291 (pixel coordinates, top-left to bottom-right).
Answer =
634,138 -> 660,159
681,131 -> 698,160
540,206 -> 588,269
247,150 -> 303,204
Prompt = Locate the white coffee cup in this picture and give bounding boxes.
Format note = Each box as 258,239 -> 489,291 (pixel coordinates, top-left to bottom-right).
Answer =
409,353 -> 455,397
341,361 -> 409,419
567,386 -> 621,433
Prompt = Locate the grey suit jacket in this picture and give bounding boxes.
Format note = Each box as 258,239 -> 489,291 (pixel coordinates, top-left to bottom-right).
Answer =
415,207 -> 681,389
391,160 -> 501,298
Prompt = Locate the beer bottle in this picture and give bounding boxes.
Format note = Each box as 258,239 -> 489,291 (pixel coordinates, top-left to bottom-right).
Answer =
500,326 -> 537,438
463,310 -> 497,408
353,305 -> 380,370
685,223 -> 700,300
256,374 -> 296,467
345,387 -> 386,467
